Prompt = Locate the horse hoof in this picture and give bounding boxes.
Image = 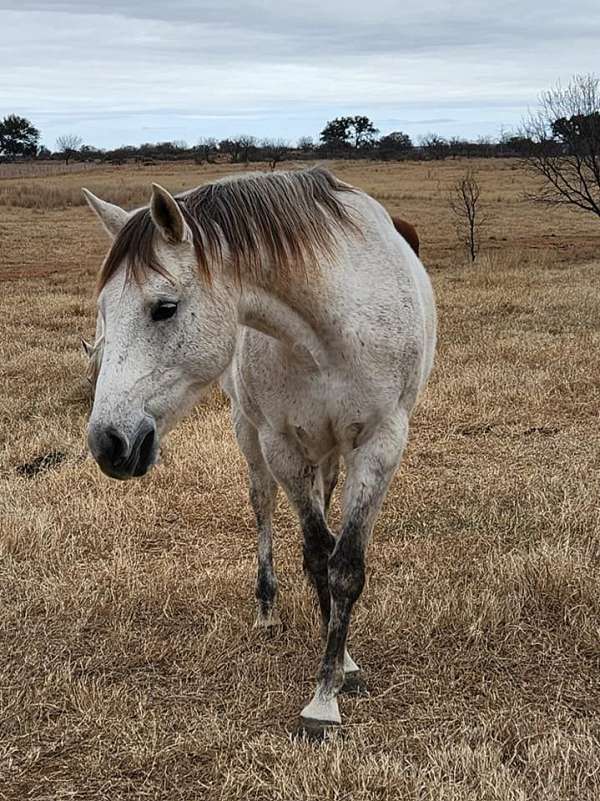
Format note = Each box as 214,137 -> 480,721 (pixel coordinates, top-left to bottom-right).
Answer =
341,671 -> 368,696
299,694 -> 341,735
253,610 -> 283,634
295,716 -> 340,742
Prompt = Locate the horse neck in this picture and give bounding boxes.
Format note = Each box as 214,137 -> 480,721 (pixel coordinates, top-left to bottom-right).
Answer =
236,279 -> 330,370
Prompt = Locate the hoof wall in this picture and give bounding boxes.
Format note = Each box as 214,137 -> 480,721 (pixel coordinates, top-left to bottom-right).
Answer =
295,716 -> 340,742
254,611 -> 284,635
341,671 -> 368,696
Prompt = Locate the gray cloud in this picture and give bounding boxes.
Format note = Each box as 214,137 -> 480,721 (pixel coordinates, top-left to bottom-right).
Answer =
0,1 -> 598,147
4,0 -> 600,60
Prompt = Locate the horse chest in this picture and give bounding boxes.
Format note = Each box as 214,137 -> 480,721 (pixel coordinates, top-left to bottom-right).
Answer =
230,350 -> 376,463
233,359 -> 336,446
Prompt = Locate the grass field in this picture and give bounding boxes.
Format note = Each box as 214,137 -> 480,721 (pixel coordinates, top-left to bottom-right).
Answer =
1,158 -> 599,800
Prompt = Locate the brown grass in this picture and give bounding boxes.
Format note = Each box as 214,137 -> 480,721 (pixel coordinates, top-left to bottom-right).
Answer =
0,161 -> 104,181
0,161 -> 297,210
1,159 -> 600,800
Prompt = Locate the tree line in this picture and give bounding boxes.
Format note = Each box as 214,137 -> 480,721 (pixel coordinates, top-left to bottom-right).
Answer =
0,113 -> 555,166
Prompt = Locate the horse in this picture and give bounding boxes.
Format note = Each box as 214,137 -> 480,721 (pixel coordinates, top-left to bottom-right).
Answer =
391,216 -> 420,256
82,167 -> 436,735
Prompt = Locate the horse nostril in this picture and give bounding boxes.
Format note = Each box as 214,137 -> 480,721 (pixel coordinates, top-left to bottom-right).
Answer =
138,428 -> 155,464
105,428 -> 128,467
132,421 -> 157,477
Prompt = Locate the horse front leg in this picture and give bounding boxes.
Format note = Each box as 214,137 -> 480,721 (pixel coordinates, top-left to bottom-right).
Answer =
232,407 -> 280,628
300,413 -> 409,733
257,430 -> 336,636
300,462 -> 362,692
251,464 -> 280,628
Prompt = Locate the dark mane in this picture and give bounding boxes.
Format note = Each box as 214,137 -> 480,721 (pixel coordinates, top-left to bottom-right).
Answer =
97,167 -> 358,292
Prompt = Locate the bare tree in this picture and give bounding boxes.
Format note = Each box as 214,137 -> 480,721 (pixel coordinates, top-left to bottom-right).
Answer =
448,170 -> 486,262
419,133 -> 449,160
521,74 -> 600,218
56,134 -> 83,165
237,135 -> 257,164
218,138 -> 242,163
197,137 -> 217,164
261,138 -> 289,170
297,136 -> 314,153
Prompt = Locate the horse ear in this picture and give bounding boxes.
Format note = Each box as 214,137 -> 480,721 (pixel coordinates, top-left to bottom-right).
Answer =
82,188 -> 128,239
150,183 -> 186,244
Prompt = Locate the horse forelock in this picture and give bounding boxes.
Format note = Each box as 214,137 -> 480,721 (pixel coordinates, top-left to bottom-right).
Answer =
96,167 -> 358,294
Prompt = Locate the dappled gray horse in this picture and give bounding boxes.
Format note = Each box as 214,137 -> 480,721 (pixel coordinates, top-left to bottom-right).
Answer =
82,167 -> 436,733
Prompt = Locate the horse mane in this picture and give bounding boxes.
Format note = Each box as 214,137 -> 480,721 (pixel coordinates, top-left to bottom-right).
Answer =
97,167 -> 358,292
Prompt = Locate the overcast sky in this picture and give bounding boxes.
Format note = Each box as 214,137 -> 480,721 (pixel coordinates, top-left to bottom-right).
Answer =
1,1 -> 599,149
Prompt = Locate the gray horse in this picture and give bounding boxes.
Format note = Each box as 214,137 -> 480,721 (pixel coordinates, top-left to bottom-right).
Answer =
82,167 -> 436,733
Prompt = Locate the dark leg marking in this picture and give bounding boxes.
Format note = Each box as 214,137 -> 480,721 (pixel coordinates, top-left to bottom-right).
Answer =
251,482 -> 278,621
301,505 -> 336,628
317,518 -> 366,692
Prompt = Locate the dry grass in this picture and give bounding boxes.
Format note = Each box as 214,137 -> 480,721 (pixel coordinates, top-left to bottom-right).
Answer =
1,159 -> 600,800
0,160 -> 103,181
0,161 -> 292,210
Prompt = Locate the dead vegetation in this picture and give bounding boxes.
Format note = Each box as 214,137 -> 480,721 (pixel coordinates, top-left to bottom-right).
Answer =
0,159 -> 599,800
448,169 -> 486,261
0,160 -> 102,181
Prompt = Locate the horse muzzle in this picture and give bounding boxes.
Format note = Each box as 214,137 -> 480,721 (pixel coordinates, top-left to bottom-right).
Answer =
88,417 -> 158,480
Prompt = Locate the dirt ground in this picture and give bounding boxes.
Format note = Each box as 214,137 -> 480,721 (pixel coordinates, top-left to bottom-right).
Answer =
0,158 -> 599,800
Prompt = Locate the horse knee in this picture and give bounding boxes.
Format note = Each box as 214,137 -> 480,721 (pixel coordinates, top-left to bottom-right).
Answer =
328,538 -> 365,607
303,536 -> 334,585
302,543 -> 329,582
302,510 -> 335,567
249,480 -> 275,524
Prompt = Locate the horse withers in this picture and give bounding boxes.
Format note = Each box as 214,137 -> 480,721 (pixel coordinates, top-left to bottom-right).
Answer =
82,168 -> 436,735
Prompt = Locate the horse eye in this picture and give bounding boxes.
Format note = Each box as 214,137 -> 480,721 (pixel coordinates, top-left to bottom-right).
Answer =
151,301 -> 178,322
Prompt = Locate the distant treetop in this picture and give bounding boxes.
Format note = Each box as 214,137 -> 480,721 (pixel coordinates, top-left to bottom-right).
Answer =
0,115 -> 40,159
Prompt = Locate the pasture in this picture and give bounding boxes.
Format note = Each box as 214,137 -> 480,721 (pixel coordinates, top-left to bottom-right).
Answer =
1,158 -> 599,800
